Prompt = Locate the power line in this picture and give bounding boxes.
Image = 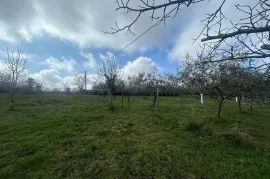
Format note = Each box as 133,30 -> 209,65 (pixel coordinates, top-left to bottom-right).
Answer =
84,7 -> 177,72
106,19 -> 162,61
104,4 -> 181,61
83,20 -> 162,74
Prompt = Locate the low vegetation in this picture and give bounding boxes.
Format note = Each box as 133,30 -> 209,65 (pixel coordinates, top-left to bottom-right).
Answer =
1,94 -> 269,178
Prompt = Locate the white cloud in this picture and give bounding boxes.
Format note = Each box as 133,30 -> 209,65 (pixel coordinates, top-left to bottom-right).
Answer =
0,63 -> 5,73
0,0 -> 259,61
29,55 -> 158,90
43,56 -> 77,72
81,52 -> 97,69
30,68 -> 98,90
99,52 -> 114,61
31,69 -> 63,89
0,0 -> 193,52
63,73 -> 98,90
121,56 -> 158,78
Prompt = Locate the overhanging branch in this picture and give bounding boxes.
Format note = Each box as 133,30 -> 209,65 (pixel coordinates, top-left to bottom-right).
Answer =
201,25 -> 270,42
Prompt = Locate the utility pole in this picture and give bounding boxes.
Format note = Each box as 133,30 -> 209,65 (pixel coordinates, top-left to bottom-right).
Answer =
84,71 -> 87,93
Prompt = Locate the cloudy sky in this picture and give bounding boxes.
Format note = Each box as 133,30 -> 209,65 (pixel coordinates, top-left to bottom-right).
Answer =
0,0 -> 249,90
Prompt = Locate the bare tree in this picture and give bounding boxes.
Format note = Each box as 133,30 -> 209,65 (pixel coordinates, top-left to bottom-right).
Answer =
35,82 -> 43,93
104,0 -> 207,35
92,81 -> 107,96
198,0 -> 270,71
143,68 -> 161,113
73,74 -> 85,92
97,57 -> 119,110
1,47 -> 27,109
126,75 -> 137,103
163,73 -> 179,96
63,82 -> 71,93
115,79 -> 126,107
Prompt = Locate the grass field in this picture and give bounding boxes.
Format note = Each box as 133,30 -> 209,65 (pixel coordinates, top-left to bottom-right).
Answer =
0,94 -> 270,179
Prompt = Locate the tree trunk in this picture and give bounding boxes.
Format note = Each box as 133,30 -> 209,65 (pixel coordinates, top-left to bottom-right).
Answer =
128,95 -> 130,102
238,97 -> 242,112
9,91 -> 15,110
216,98 -> 224,119
215,86 -> 225,119
152,92 -> 157,106
121,92 -> 124,107
108,89 -> 114,110
155,87 -> 159,114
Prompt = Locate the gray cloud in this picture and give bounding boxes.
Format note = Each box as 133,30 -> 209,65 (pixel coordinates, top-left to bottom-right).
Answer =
0,0 -> 196,52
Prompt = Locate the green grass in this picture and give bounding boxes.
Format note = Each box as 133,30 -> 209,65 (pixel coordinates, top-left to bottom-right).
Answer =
0,94 -> 270,178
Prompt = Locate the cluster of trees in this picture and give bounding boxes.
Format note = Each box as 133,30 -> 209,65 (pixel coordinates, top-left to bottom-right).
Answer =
0,77 -> 43,94
91,54 -> 270,118
2,46 -> 267,119
97,0 -> 270,117
1,0 -> 269,116
92,66 -> 177,111
181,54 -> 270,118
93,70 -> 180,97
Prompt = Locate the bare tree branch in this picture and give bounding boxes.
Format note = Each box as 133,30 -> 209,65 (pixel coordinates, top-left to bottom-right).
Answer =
104,0 -> 207,34
201,25 -> 270,42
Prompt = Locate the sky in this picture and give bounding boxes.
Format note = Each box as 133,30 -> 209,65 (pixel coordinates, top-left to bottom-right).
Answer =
0,0 -> 251,90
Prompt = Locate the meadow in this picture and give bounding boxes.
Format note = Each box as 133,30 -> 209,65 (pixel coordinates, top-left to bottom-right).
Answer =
0,94 -> 269,178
